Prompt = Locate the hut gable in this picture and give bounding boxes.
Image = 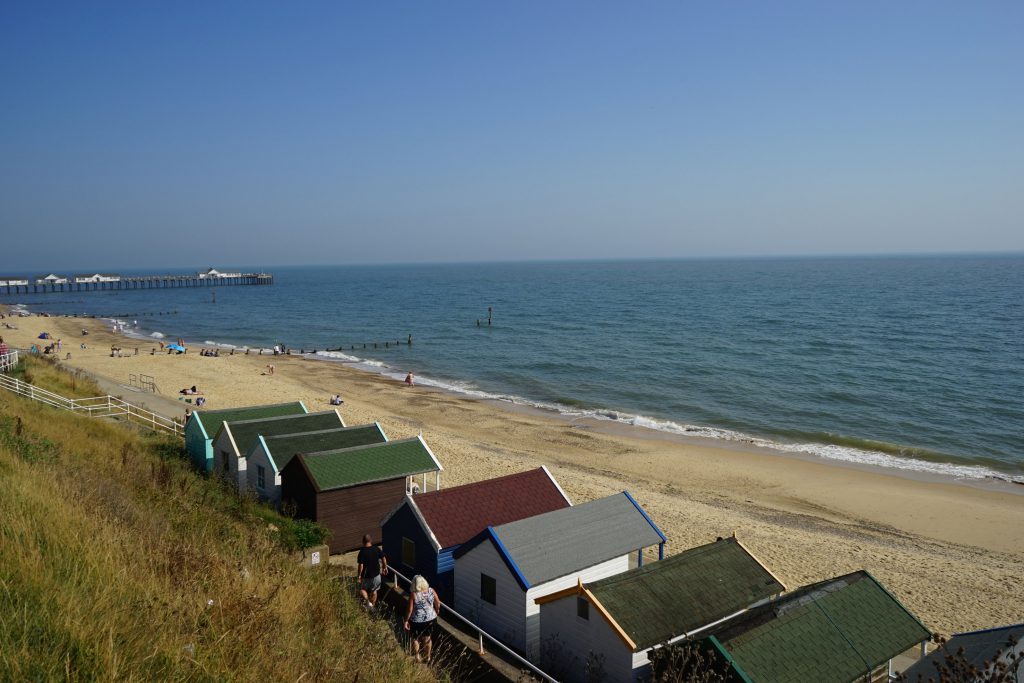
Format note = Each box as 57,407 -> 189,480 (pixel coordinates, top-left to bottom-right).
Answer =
401,467 -> 571,550
457,491 -> 666,590
185,401 -> 307,472
708,570 -> 931,683
221,410 -> 345,462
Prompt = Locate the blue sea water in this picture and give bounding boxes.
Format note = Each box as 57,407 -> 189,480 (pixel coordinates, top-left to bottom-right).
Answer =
7,256 -> 1023,482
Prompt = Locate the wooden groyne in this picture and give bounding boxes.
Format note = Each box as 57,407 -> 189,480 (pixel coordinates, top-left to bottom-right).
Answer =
0,272 -> 273,296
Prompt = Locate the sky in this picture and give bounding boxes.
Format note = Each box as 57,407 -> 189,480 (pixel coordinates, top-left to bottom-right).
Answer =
1,1 -> 1022,271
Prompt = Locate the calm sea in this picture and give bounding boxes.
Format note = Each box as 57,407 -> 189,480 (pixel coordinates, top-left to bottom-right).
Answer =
7,256 -> 1023,482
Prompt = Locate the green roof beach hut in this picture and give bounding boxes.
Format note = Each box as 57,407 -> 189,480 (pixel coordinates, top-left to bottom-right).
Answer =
184,401 -> 307,473
535,535 -> 786,682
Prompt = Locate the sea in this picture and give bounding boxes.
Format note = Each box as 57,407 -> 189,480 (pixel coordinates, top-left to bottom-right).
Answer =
6,255 -> 1023,483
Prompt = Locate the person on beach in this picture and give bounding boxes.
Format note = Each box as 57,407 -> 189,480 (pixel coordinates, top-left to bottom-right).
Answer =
330,394 -> 343,405
405,372 -> 414,386
404,575 -> 440,664
182,408 -> 192,426
0,337 -> 8,357
356,534 -> 388,610
266,364 -> 275,375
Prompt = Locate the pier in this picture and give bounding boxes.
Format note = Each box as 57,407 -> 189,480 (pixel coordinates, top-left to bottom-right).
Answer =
0,269 -> 273,296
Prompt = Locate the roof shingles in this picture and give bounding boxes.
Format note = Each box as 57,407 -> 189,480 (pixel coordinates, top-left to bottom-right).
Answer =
260,424 -> 386,471
713,571 -> 931,683
300,437 -> 441,492
226,411 -> 344,457
487,492 -> 665,587
587,537 -> 785,650
195,402 -> 306,439
412,468 -> 570,549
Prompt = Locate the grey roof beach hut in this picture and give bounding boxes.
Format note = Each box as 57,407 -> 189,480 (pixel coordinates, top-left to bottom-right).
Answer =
901,622 -> 1024,681
184,402 -> 307,473
281,436 -> 443,553
534,536 -> 785,682
211,410 -> 345,492
244,423 -> 388,507
702,570 -> 931,683
452,491 -> 667,662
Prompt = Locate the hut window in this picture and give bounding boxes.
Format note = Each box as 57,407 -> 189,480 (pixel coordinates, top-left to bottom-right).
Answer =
480,574 -> 496,605
577,596 -> 589,620
256,465 -> 266,490
401,538 -> 416,567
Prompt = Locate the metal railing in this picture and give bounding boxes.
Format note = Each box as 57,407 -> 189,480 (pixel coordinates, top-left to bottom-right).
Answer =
385,566 -> 558,683
0,359 -> 183,438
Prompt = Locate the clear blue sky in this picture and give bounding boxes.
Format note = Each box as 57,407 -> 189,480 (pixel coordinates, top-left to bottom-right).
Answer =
2,1 -> 1022,271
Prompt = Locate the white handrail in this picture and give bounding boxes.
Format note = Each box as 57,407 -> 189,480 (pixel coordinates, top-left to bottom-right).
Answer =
386,566 -> 557,683
0,350 -> 19,374
0,361 -> 183,438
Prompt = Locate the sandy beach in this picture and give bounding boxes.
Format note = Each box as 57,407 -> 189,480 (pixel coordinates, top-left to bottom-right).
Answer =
2,308 -> 1022,637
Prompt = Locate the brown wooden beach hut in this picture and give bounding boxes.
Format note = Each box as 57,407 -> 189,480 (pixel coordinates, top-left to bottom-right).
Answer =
281,436 -> 442,553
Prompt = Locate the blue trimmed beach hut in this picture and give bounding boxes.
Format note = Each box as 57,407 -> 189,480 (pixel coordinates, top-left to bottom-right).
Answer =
380,467 -> 572,604
452,490 -> 666,661
184,402 -> 307,473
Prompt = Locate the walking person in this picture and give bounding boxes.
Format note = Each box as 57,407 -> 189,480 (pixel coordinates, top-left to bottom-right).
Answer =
356,534 -> 388,609
404,575 -> 440,664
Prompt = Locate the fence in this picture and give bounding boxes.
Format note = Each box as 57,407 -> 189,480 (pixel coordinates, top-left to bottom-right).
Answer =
385,566 -> 558,683
0,355 -> 183,438
0,349 -> 17,374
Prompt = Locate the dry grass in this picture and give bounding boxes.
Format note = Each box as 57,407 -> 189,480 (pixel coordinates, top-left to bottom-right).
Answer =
11,354 -> 102,399
0,387 -> 436,682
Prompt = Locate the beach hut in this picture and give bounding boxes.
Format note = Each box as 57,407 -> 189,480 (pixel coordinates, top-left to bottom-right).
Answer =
700,570 -> 931,683
211,410 -> 345,491
901,623 -> 1024,681
281,436 -> 443,553
184,402 -> 307,473
380,467 -> 572,604
244,423 -> 388,507
534,536 -> 785,682
452,491 -> 667,661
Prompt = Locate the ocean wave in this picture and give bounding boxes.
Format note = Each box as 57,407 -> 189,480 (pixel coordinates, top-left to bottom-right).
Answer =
150,331 -> 166,338
314,350 -> 361,363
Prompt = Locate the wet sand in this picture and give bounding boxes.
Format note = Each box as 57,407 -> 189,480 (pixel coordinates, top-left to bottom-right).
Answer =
2,308 -> 1022,636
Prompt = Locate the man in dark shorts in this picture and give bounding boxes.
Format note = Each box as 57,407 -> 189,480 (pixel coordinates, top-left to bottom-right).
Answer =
356,534 -> 388,609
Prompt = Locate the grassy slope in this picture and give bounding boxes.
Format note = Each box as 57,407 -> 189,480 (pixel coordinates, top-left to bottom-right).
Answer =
0,360 -> 433,682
